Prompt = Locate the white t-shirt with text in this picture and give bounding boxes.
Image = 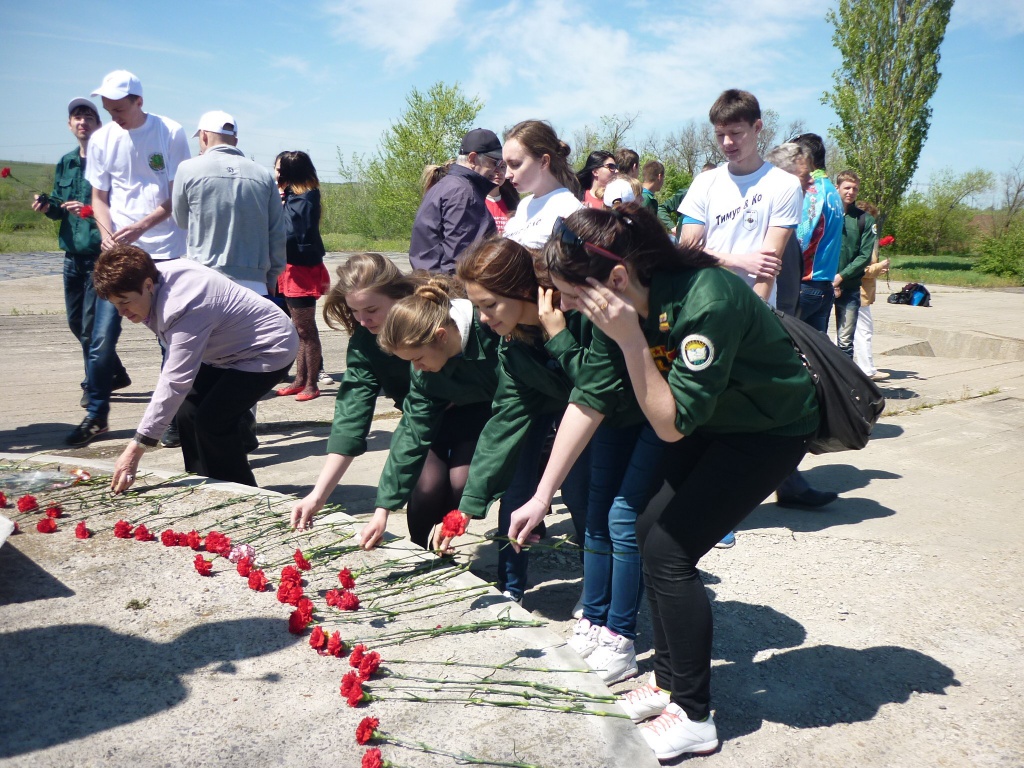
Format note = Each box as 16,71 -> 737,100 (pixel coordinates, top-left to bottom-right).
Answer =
503,188 -> 583,250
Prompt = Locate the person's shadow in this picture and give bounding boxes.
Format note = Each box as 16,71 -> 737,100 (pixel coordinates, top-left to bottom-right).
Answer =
0,619 -> 299,758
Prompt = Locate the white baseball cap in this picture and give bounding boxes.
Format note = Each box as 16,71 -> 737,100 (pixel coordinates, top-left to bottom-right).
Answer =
603,178 -> 637,207
193,110 -> 238,138
67,98 -> 99,117
91,70 -> 143,100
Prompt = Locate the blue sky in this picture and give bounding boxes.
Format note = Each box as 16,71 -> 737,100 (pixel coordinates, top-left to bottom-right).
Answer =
1,0 -> 1022,199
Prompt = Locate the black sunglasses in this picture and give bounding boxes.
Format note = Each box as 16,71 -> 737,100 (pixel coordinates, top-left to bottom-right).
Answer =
553,217 -> 624,263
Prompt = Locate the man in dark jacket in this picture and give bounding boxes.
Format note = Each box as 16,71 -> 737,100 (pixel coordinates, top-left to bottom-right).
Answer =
32,97 -> 131,446
834,170 -> 877,358
408,128 -> 501,273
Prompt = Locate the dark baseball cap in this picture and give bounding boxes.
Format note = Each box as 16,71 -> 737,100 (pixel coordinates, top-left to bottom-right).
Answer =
460,128 -> 502,160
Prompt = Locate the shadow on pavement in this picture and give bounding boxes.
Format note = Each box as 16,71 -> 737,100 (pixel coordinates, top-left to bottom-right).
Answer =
0,619 -> 300,759
0,542 -> 76,605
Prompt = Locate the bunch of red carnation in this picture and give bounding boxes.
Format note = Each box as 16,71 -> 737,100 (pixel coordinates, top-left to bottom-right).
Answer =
17,495 -> 38,513
288,596 -> 314,634
309,625 -> 346,658
160,529 -> 204,549
113,519 -> 134,538
341,670 -> 373,707
204,530 -> 231,557
326,588 -> 360,611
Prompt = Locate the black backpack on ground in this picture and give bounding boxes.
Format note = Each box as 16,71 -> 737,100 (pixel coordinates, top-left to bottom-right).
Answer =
772,309 -> 886,454
887,282 -> 931,306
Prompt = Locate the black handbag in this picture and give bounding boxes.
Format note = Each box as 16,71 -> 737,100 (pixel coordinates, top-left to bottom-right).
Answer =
772,309 -> 886,454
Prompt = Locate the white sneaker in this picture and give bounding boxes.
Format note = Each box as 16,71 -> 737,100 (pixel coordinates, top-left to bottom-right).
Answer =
501,590 -> 523,605
572,594 -> 585,620
586,626 -> 638,684
318,370 -> 335,386
640,703 -> 718,761
566,618 -> 601,658
618,673 -> 671,722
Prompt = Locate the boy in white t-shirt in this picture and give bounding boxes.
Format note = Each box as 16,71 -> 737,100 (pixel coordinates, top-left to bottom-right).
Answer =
678,89 -> 802,307
86,70 -> 189,260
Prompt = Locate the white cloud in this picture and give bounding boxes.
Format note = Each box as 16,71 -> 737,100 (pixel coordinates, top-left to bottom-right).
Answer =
322,0 -> 464,69
270,56 -> 311,76
952,0 -> 1024,36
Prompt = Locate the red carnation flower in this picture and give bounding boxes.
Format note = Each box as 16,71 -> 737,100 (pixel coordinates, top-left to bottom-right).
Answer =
349,644 -> 367,668
194,554 -> 213,576
160,529 -> 177,547
325,588 -> 342,608
358,651 -> 381,680
247,569 -> 269,591
339,590 -> 360,611
327,630 -> 345,658
296,597 -> 314,624
345,676 -> 369,707
17,495 -> 38,512
309,625 -> 327,651
280,565 -> 302,585
0,491 -> 7,507
361,748 -> 384,768
134,524 -> 155,542
288,609 -> 310,634
79,204 -> 95,218
12,521 -> 19,533
36,518 -> 57,533
45,505 -> 62,518
879,235 -> 895,247
1,168 -> 10,178
355,717 -> 380,745
185,530 -> 202,550
276,582 -> 304,606
440,509 -> 468,539
337,567 -> 356,590
113,520 -> 134,538
204,530 -> 231,557
75,521 -> 91,539
341,671 -> 360,697
236,556 -> 253,578
293,548 -> 312,571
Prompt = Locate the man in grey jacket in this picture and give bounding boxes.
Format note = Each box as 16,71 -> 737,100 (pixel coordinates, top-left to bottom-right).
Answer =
172,111 -> 285,296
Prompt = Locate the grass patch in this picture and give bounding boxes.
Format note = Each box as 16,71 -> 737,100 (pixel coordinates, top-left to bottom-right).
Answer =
883,385 -> 1002,417
886,252 -> 1019,289
322,233 -> 410,254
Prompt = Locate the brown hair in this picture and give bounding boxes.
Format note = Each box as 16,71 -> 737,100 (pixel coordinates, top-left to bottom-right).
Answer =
614,148 -> 640,175
322,253 -> 424,334
709,89 -> 761,127
420,161 -> 453,197
92,244 -> 161,298
377,275 -> 463,354
836,169 -> 861,187
458,237 -> 549,341
504,120 -> 580,196
544,203 -> 717,288
275,150 -> 320,195
642,160 -> 664,183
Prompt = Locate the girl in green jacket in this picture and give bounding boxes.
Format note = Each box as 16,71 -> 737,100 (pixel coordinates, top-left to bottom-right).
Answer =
359,278 -> 500,550
520,203 -> 818,761
290,253 -> 420,530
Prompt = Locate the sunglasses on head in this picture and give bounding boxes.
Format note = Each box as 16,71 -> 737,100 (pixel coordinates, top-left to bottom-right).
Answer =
552,217 -> 624,263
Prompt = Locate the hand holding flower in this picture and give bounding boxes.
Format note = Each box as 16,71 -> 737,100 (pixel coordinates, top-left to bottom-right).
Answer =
111,441 -> 145,495
359,508 -> 389,551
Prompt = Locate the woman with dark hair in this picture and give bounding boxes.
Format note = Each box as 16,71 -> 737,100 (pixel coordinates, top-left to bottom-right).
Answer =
576,150 -> 618,209
274,150 -> 329,402
501,120 -> 582,249
94,245 -> 297,493
511,203 -> 819,761
289,253 -> 424,531
358,277 -> 501,551
484,160 -> 519,235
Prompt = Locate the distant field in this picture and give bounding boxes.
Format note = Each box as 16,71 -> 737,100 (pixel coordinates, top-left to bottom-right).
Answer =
886,252 -> 1018,289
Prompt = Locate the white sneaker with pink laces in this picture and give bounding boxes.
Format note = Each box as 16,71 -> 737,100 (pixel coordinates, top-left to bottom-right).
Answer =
566,617 -> 601,658
618,673 -> 671,722
640,702 -> 718,761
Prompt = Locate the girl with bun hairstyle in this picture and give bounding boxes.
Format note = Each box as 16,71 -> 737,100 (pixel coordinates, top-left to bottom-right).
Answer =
501,120 -> 583,249
359,276 -> 501,550
515,202 -> 818,760
289,253 -> 424,531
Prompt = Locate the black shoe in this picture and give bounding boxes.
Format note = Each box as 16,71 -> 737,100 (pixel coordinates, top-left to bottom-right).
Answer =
776,487 -> 838,509
160,423 -> 181,448
65,416 -> 109,447
112,371 -> 132,391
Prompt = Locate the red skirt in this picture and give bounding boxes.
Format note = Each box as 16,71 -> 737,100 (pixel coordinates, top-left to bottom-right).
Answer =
278,263 -> 330,299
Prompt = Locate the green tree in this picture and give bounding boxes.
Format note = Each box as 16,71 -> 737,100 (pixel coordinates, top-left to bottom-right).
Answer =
889,168 -> 993,254
823,0 -> 954,230
336,81 -> 483,238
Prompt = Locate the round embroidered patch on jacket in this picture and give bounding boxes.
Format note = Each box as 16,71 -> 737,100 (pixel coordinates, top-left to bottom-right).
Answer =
680,334 -> 714,371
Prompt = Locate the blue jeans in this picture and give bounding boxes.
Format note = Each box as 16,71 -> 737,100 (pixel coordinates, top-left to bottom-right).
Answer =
796,280 -> 835,334
833,289 -> 860,358
497,416 -> 591,599
583,422 -> 665,639
63,254 -> 125,420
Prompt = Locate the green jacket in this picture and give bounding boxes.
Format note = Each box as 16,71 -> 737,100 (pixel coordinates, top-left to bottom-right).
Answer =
43,149 -> 101,256
458,314 -> 591,519
642,267 -> 819,437
569,325 -> 646,428
641,188 -> 659,217
325,326 -> 411,456
375,308 -> 500,511
837,204 -> 877,294
656,187 -> 688,234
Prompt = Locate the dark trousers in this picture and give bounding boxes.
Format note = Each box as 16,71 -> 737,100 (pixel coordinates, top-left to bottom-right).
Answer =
176,363 -> 289,486
636,430 -> 808,720
796,279 -> 835,334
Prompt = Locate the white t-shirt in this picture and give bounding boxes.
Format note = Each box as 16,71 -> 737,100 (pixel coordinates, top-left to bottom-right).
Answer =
503,187 -> 583,249
86,113 -> 190,259
679,162 -> 802,306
